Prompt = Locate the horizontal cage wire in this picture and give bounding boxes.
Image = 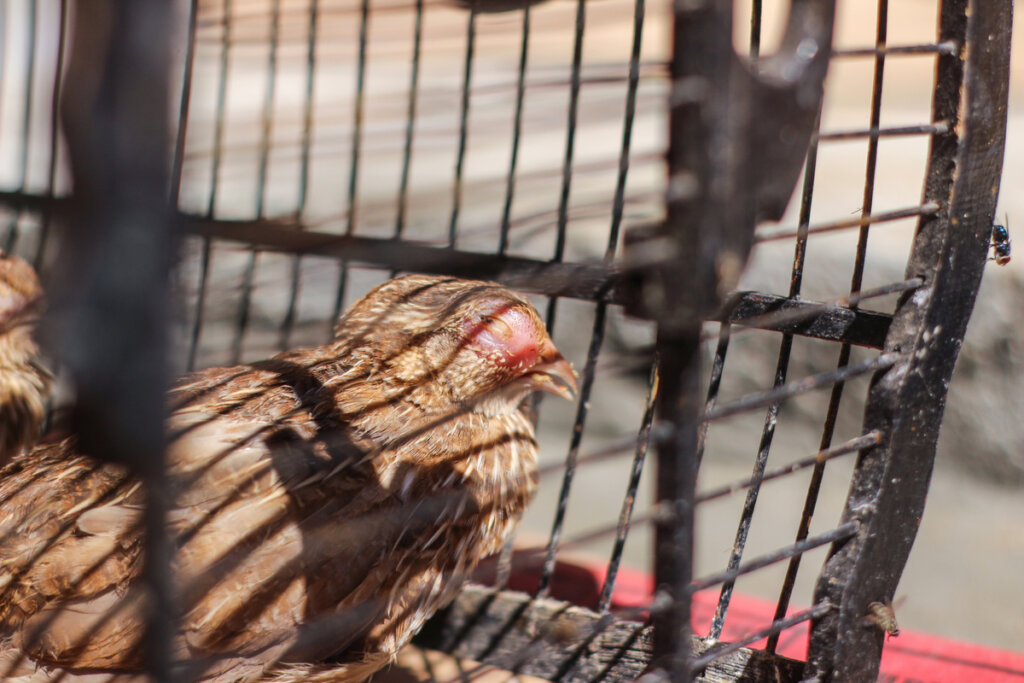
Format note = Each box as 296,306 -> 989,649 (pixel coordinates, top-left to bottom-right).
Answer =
0,0 -> 1013,681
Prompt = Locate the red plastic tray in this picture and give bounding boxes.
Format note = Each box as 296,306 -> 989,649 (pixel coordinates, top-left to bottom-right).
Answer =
482,557 -> 1024,682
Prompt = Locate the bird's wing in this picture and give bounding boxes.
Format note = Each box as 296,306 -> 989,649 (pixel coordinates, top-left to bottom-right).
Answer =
0,363 -> 409,679
0,439 -> 142,673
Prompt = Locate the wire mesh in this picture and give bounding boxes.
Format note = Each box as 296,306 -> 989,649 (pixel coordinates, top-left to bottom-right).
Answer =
0,0 -> 1013,681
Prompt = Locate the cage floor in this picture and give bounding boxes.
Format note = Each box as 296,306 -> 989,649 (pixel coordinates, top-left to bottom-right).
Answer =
468,561 -> 1024,683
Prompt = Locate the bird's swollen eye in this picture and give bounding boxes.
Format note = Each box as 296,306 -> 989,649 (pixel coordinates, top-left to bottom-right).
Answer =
464,303 -> 541,373
479,315 -> 515,342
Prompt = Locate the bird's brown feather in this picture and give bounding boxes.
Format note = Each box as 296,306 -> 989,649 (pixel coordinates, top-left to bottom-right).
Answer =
0,275 -> 571,683
0,252 -> 50,468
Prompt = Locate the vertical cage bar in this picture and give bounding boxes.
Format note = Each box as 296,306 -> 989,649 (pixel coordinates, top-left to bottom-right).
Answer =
536,301 -> 608,596
231,0 -> 282,365
3,0 -> 36,252
395,0 -> 423,242
707,0 -> 823,640
187,0 -> 232,372
708,338 -> 794,639
33,0 -> 68,268
0,1 -> 5,144
498,5 -> 530,256
768,1 -> 887,652
169,0 -> 200,208
848,0 -> 888,302
553,0 -> 587,264
330,0 -> 371,331
346,0 -> 369,238
598,359 -> 658,612
606,0 -> 644,260
55,2 -> 178,678
651,333 -> 700,682
280,0 -> 321,351
647,0 -> 744,672
540,0 -> 588,337
593,0 -> 648,610
448,6 -> 476,248
695,322 -> 729,468
708,98 -> 822,640
538,0 -> 643,597
749,0 -> 762,58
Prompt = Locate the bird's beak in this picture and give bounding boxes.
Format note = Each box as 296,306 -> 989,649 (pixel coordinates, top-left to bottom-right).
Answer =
524,343 -> 578,401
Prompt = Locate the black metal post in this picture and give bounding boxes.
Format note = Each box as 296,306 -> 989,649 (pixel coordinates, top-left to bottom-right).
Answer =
633,1 -> 834,679
54,2 -> 177,680
650,338 -> 699,682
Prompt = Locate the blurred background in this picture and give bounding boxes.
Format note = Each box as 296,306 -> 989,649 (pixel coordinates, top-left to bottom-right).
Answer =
0,0 -> 1020,657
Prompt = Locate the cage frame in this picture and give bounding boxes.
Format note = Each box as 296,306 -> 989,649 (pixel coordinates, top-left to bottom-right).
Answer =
0,0 -> 1013,681
806,1 -> 1013,677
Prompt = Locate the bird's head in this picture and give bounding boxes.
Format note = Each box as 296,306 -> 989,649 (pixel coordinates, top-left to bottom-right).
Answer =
336,275 -> 578,413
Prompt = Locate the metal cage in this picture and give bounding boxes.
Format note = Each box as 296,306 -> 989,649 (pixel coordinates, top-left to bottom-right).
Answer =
0,0 -> 1013,680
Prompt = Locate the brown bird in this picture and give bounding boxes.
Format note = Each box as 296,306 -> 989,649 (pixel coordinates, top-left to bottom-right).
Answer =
0,274 -> 577,682
0,251 -> 50,467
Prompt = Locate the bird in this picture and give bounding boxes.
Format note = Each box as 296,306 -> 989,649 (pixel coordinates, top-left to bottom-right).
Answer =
0,274 -> 577,683
0,250 -> 50,467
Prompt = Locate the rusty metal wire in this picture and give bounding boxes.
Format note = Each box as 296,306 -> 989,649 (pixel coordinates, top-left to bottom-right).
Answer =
0,0 -> 1011,681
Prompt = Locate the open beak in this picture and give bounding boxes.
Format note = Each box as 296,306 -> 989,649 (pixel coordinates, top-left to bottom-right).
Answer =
524,345 -> 578,401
